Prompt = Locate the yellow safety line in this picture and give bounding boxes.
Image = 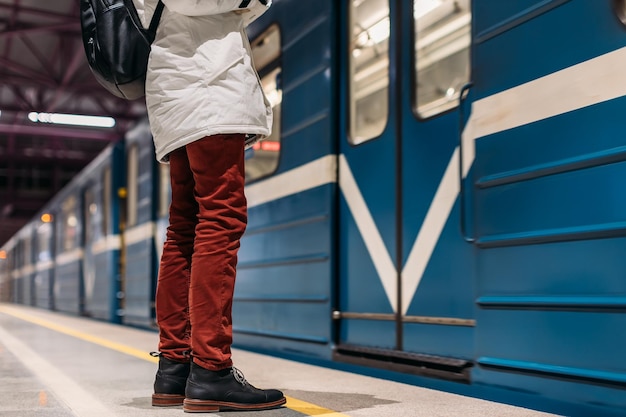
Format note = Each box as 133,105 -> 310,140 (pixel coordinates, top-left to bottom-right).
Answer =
0,305 -> 157,363
0,305 -> 350,417
285,397 -> 349,416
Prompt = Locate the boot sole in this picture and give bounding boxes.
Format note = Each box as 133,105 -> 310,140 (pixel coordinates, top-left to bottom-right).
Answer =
183,397 -> 286,413
152,393 -> 185,406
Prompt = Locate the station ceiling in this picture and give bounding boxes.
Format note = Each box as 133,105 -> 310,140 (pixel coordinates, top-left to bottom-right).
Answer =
0,0 -> 148,246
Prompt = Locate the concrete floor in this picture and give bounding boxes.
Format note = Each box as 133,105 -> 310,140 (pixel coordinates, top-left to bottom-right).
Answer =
0,304 -> 562,417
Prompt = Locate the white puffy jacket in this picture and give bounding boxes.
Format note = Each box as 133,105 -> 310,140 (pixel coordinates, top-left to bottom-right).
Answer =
132,0 -> 273,162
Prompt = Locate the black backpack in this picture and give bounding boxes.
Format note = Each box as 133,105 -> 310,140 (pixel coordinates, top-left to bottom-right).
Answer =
80,0 -> 165,100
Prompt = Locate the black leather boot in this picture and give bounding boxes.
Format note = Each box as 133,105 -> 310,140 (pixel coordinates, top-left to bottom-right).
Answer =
152,355 -> 191,406
183,362 -> 286,412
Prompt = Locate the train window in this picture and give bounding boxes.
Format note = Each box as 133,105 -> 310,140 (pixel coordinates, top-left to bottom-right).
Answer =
15,241 -> 22,268
126,144 -> 138,227
36,222 -> 52,263
246,25 -> 282,182
414,0 -> 471,118
61,195 -> 79,251
158,163 -> 170,218
349,0 -> 390,144
84,188 -> 95,243
21,232 -> 32,266
251,24 -> 280,69
102,167 -> 111,235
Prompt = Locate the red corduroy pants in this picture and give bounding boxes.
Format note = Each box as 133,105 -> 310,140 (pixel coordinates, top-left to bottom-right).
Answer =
155,134 -> 247,371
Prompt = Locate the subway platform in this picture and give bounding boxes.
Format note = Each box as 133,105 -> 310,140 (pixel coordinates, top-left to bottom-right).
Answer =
0,304 -> 561,417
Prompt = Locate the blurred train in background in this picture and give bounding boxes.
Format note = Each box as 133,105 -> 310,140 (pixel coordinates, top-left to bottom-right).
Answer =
2,1 -> 626,416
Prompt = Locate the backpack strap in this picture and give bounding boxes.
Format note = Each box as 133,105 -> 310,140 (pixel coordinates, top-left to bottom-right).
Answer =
148,1 -> 165,34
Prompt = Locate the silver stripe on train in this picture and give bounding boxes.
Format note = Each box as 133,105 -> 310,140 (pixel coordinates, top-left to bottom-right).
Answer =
124,222 -> 156,246
246,155 -> 337,208
91,235 -> 121,255
36,260 -> 54,272
56,248 -> 84,266
461,45 -> 626,174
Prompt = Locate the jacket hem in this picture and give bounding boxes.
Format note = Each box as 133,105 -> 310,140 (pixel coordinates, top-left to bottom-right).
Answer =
155,125 -> 270,163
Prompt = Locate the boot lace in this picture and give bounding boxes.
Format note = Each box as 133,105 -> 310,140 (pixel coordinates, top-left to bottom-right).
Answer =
150,351 -> 191,359
232,367 -> 248,386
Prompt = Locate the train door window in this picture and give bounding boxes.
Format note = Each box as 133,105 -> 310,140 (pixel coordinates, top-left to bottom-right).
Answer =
158,163 -> 170,218
349,0 -> 390,144
61,196 -> 79,251
36,221 -> 52,263
102,167 -> 111,235
84,188 -> 95,243
246,25 -> 282,182
126,144 -> 138,227
15,241 -> 22,269
21,232 -> 32,268
414,0 -> 471,117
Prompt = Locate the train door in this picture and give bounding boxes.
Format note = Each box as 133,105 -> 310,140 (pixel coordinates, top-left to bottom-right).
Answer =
121,133 -> 159,328
82,184 -> 97,317
83,178 -> 116,321
34,215 -> 54,309
54,193 -> 84,314
335,0 -> 475,378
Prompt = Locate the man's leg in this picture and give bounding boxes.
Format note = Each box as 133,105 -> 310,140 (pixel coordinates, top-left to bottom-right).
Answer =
156,146 -> 197,361
152,147 -> 196,406
183,134 -> 285,412
186,134 -> 247,370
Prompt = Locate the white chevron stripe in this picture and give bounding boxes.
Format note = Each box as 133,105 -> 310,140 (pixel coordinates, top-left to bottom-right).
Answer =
401,148 -> 460,315
338,155 -> 397,312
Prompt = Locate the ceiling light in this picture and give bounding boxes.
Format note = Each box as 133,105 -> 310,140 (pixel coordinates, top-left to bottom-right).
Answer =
415,0 -> 443,19
367,17 -> 390,44
28,112 -> 116,128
